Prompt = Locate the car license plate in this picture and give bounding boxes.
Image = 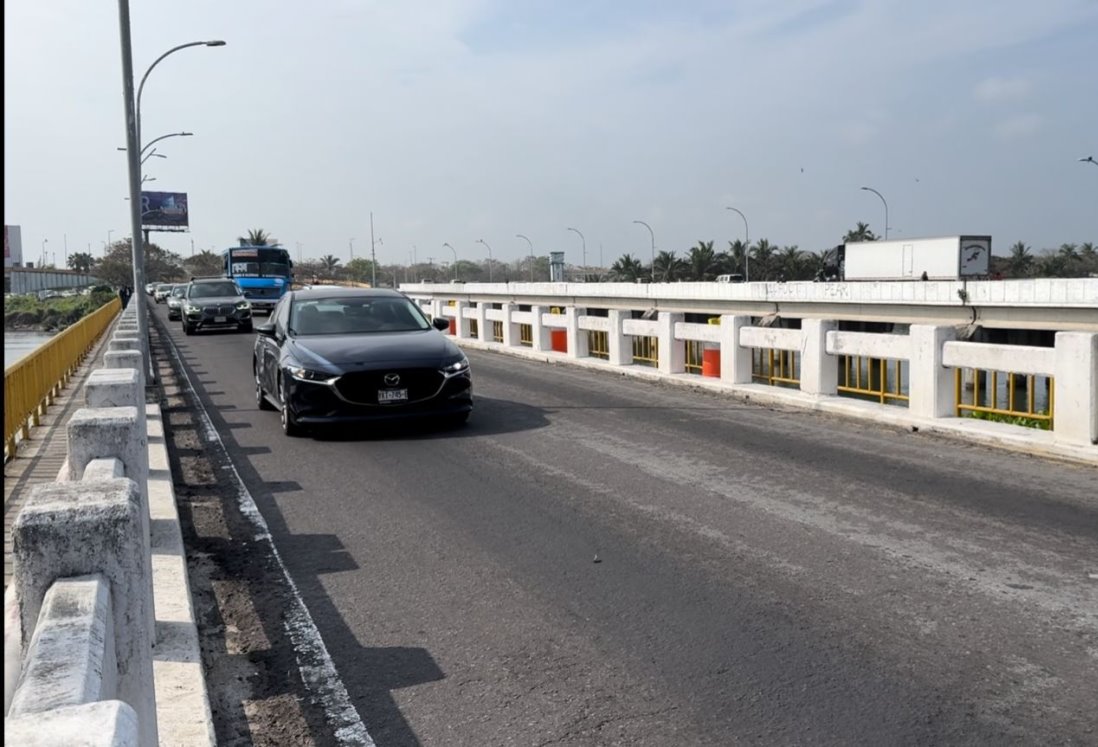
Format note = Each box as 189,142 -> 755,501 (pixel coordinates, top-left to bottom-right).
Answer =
378,388 -> 408,403
214,315 -> 227,323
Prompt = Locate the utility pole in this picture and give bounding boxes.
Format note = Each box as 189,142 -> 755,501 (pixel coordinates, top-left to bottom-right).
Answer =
369,212 -> 377,287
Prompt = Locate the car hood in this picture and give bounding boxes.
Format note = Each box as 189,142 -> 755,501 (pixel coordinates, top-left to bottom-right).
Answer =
288,330 -> 462,369
187,295 -> 243,306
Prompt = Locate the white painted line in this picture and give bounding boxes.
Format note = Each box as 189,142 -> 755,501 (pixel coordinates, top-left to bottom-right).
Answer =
160,328 -> 375,746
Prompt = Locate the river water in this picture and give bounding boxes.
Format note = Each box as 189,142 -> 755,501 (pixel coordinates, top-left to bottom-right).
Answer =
4,331 -> 56,368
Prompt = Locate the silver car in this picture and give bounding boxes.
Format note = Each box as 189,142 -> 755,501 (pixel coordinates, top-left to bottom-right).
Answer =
180,278 -> 253,335
166,284 -> 187,320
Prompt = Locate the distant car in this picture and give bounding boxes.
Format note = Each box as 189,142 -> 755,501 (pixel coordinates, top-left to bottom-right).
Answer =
153,283 -> 173,303
166,284 -> 187,320
180,278 -> 252,335
146,282 -> 158,295
253,287 -> 472,436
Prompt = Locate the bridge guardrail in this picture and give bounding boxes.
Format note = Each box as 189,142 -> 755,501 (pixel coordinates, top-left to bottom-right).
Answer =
4,297 -> 121,462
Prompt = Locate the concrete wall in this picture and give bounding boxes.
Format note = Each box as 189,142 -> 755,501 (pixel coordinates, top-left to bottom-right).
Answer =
412,289 -> 1098,460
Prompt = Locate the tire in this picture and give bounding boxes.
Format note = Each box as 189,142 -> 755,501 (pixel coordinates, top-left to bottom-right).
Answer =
255,366 -> 275,411
278,376 -> 303,437
238,321 -> 253,333
182,322 -> 195,336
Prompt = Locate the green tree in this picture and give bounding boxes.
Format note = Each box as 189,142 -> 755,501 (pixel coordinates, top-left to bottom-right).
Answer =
67,252 -> 96,274
843,222 -> 878,242
750,239 -> 777,280
776,245 -> 804,280
96,239 -> 184,287
183,249 -> 224,279
344,257 -> 377,283
686,241 -> 719,281
319,254 -> 342,278
238,228 -> 278,246
722,239 -> 750,278
1005,241 -> 1034,278
610,254 -> 645,282
652,250 -> 686,282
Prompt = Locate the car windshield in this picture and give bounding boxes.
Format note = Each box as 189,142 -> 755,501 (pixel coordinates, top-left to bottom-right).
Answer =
171,286 -> 186,297
189,282 -> 240,299
289,297 -> 430,336
157,284 -> 170,291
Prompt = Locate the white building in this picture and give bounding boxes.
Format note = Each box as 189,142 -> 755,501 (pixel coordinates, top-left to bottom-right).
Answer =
4,224 -> 24,268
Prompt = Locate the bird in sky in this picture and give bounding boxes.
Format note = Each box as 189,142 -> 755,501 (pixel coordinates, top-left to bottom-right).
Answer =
1080,156 -> 1097,165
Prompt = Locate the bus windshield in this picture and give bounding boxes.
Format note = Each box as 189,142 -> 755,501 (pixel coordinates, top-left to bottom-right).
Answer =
228,247 -> 291,278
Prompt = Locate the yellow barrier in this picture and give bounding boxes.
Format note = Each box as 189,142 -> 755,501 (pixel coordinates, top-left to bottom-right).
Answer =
4,297 -> 122,461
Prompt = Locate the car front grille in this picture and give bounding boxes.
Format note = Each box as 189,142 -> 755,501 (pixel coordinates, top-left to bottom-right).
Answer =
202,304 -> 236,316
334,368 -> 445,405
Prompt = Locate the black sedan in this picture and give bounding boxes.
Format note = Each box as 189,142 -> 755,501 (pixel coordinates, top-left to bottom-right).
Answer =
253,288 -> 472,436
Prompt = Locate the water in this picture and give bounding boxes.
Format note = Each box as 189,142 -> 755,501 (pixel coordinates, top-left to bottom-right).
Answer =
4,331 -> 55,369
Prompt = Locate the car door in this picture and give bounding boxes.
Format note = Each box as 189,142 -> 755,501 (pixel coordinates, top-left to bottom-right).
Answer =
263,297 -> 290,398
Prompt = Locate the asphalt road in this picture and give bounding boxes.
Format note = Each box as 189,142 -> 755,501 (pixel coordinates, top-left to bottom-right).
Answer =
152,302 -> 1098,746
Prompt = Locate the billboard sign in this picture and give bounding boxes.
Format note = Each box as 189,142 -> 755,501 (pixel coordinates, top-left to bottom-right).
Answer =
140,191 -> 189,228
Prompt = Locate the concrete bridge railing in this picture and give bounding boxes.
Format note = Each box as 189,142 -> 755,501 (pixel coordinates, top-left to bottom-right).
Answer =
4,305 -> 161,745
406,280 -> 1097,458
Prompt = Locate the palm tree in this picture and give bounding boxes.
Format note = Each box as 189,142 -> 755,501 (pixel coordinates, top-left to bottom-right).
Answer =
723,239 -> 749,277
67,251 -> 96,273
750,239 -> 776,281
776,245 -> 803,280
238,228 -> 278,246
843,222 -> 878,243
686,241 -> 720,281
652,250 -> 686,282
1005,241 -> 1034,278
184,249 -> 223,278
609,254 -> 645,282
319,254 -> 342,278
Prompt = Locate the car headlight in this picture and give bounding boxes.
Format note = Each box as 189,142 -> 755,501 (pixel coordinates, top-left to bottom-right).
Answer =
287,366 -> 337,383
441,355 -> 470,374
184,303 -> 200,314
236,300 -> 251,310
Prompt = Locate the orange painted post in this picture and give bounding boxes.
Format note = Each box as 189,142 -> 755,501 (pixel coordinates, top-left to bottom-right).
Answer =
702,316 -> 721,377
550,307 -> 567,352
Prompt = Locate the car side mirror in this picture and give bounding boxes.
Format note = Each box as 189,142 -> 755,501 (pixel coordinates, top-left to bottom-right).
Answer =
255,322 -> 277,338
432,317 -> 451,331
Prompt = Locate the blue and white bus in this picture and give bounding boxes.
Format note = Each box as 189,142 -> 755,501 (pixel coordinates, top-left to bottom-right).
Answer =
222,245 -> 293,313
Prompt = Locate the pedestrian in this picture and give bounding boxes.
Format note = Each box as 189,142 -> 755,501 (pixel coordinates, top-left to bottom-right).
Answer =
119,286 -> 131,308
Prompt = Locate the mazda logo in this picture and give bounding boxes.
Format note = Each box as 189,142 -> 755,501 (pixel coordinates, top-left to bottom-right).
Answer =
383,373 -> 401,386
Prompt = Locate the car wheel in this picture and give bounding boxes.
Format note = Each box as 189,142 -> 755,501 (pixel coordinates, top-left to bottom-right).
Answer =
278,376 -> 302,437
182,322 -> 195,336
255,366 -> 275,411
239,321 -> 253,333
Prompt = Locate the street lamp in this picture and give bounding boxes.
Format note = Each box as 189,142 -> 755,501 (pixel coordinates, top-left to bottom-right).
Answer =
136,41 -> 225,146
633,220 -> 655,281
443,242 -> 459,281
118,131 -> 193,158
566,227 -> 586,282
860,186 -> 889,239
516,234 -> 534,281
476,239 -> 494,282
725,207 -> 750,283
41,238 -> 48,267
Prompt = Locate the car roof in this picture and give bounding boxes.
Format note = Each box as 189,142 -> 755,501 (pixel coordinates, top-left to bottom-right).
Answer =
290,287 -> 404,300
191,276 -> 235,283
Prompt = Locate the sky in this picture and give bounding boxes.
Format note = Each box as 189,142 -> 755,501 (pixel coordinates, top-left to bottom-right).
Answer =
4,0 -> 1097,270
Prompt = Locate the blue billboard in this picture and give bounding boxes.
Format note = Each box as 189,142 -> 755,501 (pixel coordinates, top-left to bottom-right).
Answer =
140,191 -> 189,229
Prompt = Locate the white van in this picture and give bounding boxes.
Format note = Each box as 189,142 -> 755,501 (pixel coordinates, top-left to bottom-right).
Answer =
716,273 -> 745,283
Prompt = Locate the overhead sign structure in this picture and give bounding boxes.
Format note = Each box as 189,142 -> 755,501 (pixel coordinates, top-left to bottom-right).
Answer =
140,191 -> 189,230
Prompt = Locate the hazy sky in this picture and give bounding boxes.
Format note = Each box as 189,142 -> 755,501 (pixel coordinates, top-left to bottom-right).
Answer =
5,0 -> 1097,269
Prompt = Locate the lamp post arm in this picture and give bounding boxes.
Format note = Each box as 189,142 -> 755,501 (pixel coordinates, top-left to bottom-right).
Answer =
136,40 -> 224,144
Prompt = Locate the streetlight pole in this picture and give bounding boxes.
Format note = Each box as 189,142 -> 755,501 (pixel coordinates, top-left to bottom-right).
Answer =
516,234 -> 534,281
116,0 -> 151,380
41,238 -> 48,268
348,238 -> 355,261
370,212 -> 381,288
860,186 -> 889,240
566,227 -> 586,282
633,220 -> 655,281
443,242 -> 458,281
725,206 -> 750,282
136,40 -> 225,147
476,239 -> 494,282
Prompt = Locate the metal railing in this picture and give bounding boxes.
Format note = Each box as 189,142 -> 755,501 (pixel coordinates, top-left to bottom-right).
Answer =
587,330 -> 610,360
491,320 -> 504,343
752,348 -> 800,388
838,355 -> 909,406
684,341 -> 705,374
519,323 -> 533,347
4,297 -> 121,460
955,368 -> 1054,428
632,336 -> 658,367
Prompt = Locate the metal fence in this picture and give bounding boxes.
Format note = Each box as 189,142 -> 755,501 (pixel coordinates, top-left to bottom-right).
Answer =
4,297 -> 121,460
